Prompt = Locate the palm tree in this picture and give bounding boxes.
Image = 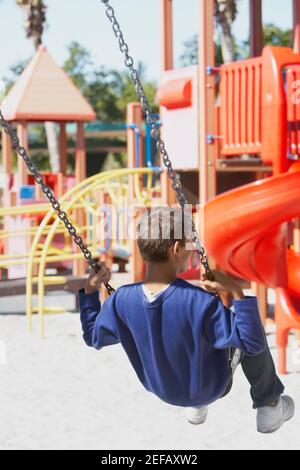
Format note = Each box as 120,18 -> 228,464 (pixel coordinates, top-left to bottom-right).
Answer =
179,0 -> 238,66
214,0 -> 238,63
16,0 -> 46,49
16,0 -> 60,173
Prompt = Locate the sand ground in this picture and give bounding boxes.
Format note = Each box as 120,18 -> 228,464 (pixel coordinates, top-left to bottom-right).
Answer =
0,286 -> 299,450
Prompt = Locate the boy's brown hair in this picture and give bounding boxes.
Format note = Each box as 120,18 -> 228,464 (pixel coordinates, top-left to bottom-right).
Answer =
137,207 -> 192,263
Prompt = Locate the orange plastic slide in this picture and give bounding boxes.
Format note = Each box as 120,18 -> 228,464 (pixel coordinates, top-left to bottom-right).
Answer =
204,163 -> 300,373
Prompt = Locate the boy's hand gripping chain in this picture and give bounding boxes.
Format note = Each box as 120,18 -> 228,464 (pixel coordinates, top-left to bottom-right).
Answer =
0,110 -> 115,295
100,0 -> 215,282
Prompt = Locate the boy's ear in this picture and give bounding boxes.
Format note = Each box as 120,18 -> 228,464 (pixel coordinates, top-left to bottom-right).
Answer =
173,241 -> 181,255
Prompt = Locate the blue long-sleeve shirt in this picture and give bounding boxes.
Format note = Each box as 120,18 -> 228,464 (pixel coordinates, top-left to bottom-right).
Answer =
79,278 -> 267,407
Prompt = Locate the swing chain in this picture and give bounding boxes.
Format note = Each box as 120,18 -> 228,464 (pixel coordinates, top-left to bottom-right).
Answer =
0,1 -> 213,291
101,0 -> 214,281
0,110 -> 115,295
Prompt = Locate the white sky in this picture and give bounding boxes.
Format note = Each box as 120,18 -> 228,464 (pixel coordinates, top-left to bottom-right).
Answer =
0,0 -> 294,90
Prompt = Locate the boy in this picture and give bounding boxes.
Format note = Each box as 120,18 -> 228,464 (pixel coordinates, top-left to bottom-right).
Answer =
79,207 -> 294,433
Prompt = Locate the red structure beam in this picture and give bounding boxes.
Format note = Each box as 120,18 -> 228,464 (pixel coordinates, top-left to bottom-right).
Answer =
197,0 -> 217,279
249,0 -> 264,57
160,0 -> 174,72
293,0 -> 300,52
198,0 -> 216,205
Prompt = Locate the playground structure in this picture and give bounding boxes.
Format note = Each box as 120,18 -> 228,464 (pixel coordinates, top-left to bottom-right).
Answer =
0,0 -> 300,375
0,45 -> 96,278
24,167 -> 160,337
0,47 -> 161,334
0,47 -> 159,282
156,0 -> 300,374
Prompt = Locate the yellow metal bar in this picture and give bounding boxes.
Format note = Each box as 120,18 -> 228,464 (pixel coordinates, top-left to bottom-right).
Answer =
105,182 -> 124,206
33,276 -> 66,285
26,172 -> 116,337
27,208 -> 54,333
0,245 -> 72,262
0,252 -> 40,261
0,226 -> 70,239
133,173 -> 153,205
0,226 -> 86,241
23,168 -> 154,336
32,306 -> 66,314
76,195 -> 99,217
0,249 -> 101,267
26,172 -> 110,332
37,168 -> 154,336
146,171 -> 154,194
0,202 -> 86,217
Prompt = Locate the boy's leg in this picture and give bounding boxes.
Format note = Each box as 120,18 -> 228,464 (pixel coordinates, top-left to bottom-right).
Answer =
241,344 -> 285,409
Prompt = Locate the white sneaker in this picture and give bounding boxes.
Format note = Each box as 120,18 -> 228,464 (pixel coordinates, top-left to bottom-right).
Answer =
257,395 -> 295,434
186,406 -> 208,425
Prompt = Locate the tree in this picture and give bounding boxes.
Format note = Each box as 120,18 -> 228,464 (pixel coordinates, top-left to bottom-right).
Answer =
63,41 -> 92,93
16,0 -> 46,49
63,43 -> 158,122
179,34 -> 198,66
109,62 -> 158,118
180,0 -> 293,68
180,0 -> 238,67
3,40 -> 157,125
84,69 -> 123,123
2,60 -> 28,93
214,0 -> 238,63
237,24 -> 293,59
264,24 -> 293,48
180,34 -> 224,67
16,0 -> 61,173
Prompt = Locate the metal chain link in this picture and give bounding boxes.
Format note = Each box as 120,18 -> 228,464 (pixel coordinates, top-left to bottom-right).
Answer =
100,0 -> 214,281
0,110 -> 115,295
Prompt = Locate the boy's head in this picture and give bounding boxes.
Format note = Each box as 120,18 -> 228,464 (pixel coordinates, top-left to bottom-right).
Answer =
137,207 -> 193,273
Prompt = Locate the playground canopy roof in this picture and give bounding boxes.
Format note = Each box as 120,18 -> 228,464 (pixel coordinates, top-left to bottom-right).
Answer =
1,46 -> 96,123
